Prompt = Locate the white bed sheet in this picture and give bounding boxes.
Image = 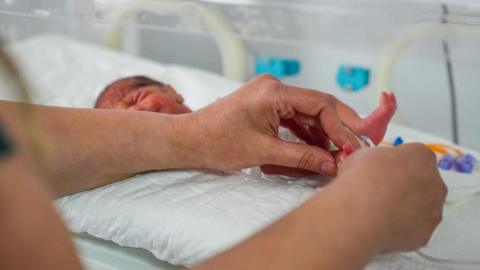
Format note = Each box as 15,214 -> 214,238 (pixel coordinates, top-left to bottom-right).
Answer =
4,35 -> 480,269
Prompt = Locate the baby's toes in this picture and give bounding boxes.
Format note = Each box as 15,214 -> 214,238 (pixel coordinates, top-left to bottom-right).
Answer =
387,93 -> 397,109
381,92 -> 397,110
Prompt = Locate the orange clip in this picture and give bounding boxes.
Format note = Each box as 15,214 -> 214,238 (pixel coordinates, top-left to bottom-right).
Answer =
425,144 -> 463,156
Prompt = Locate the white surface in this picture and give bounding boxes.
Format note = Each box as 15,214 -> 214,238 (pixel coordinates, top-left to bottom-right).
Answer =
62,170 -> 316,266
75,234 -> 180,270
3,34 -> 240,111
3,35 -> 480,268
449,40 -> 480,151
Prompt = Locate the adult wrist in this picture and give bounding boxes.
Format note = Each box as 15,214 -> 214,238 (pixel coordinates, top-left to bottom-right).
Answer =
324,179 -> 384,256
156,112 -> 207,170
329,172 -> 389,253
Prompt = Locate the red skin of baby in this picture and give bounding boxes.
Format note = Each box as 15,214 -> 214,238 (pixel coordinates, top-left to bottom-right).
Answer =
95,76 -> 191,114
95,76 -> 396,176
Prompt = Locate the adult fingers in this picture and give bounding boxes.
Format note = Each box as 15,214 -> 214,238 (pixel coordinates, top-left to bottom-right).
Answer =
289,112 -> 333,150
318,104 -> 362,149
278,84 -> 361,150
292,112 -> 316,127
308,123 -> 332,150
264,138 -> 337,176
280,119 -> 315,145
260,165 -> 318,177
281,119 -> 331,151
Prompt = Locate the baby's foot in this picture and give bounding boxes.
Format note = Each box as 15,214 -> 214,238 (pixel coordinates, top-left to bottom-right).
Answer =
357,92 -> 397,145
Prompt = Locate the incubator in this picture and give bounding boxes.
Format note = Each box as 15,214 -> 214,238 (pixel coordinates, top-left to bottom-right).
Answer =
1,0 -> 480,269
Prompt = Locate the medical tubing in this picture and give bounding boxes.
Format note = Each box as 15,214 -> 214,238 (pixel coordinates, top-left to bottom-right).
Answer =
105,0 -> 248,81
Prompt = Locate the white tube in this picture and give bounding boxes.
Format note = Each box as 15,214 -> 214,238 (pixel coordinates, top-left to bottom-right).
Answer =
105,0 -> 248,82
376,22 -> 480,124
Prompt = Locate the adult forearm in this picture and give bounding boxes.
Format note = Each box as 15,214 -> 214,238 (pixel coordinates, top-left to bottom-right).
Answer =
0,101 -> 191,197
0,156 -> 83,270
195,179 -> 380,270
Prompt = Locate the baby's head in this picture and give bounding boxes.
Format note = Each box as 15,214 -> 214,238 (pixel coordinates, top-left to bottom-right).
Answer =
95,76 -> 191,114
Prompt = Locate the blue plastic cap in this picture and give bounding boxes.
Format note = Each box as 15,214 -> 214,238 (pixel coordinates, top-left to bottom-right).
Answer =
454,160 -> 474,174
453,155 -> 475,174
463,163 -> 474,173
256,57 -> 301,79
438,157 -> 453,170
442,154 -> 455,162
393,136 -> 404,147
336,65 -> 370,92
462,154 -> 477,164
438,154 -> 456,171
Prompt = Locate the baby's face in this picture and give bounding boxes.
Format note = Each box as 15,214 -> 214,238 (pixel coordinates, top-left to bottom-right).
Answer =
100,82 -> 191,114
121,85 -> 191,114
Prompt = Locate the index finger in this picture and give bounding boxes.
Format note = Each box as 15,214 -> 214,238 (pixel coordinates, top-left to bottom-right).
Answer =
278,84 -> 361,150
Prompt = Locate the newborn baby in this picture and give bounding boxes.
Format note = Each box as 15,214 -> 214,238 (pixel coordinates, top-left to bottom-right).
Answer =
95,76 -> 396,167
95,76 -> 191,114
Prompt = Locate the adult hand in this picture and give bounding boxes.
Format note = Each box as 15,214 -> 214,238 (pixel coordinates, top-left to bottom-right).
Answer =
334,143 -> 447,252
193,143 -> 446,270
181,74 -> 361,176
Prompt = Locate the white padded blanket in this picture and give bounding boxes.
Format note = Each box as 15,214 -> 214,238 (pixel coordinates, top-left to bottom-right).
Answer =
4,35 -> 480,269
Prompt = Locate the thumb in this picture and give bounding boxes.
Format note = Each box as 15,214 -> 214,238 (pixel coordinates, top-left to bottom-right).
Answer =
265,139 -> 337,176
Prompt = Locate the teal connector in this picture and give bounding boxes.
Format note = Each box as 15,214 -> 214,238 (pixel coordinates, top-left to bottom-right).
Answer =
336,65 -> 370,92
256,57 -> 301,79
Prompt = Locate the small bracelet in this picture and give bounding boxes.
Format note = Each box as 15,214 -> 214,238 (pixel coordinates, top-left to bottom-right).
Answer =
0,123 -> 13,159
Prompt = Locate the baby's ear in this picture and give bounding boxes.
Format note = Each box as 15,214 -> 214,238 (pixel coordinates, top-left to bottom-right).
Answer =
165,84 -> 184,103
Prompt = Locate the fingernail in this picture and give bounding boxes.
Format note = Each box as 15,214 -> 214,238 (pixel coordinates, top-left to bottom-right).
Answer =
321,162 -> 336,175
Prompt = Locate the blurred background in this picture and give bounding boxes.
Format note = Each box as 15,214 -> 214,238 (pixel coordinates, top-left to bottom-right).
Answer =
0,0 -> 479,149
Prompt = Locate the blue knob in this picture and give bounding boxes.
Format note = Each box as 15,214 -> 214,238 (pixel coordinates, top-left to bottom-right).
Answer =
337,65 -> 370,92
256,57 -> 301,79
454,158 -> 474,174
393,136 -> 404,147
462,154 -> 477,165
438,154 -> 454,170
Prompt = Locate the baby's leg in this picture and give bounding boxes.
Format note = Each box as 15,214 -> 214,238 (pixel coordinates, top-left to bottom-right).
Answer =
337,92 -> 397,145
